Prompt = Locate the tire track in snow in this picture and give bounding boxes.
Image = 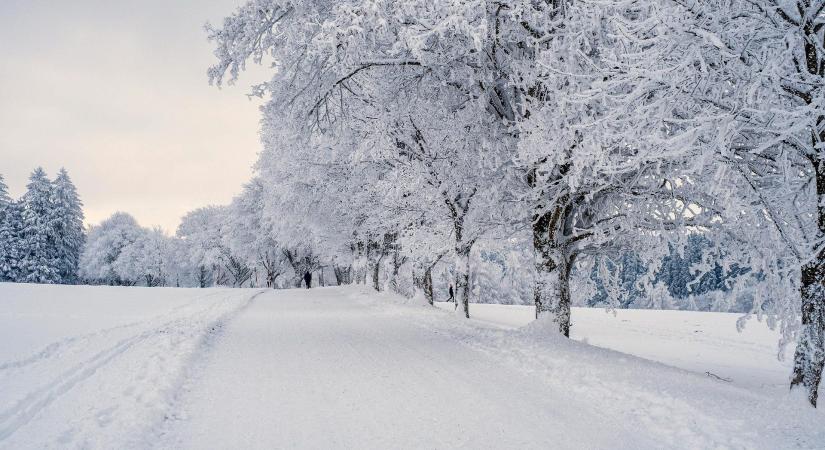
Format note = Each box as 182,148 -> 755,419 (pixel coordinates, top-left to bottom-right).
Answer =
0,289 -> 265,445
0,290 -> 232,374
146,289 -> 268,446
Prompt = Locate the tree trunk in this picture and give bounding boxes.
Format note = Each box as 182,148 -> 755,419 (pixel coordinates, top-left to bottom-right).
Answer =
534,248 -> 574,337
389,249 -> 406,295
791,255 -> 825,407
790,167 -> 825,406
198,265 -> 208,288
344,265 -> 353,285
532,202 -> 575,337
389,264 -> 400,294
371,248 -> 385,292
423,266 -> 435,306
455,248 -> 471,318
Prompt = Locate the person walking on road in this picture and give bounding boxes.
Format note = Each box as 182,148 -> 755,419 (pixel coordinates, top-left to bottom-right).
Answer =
303,272 -> 312,289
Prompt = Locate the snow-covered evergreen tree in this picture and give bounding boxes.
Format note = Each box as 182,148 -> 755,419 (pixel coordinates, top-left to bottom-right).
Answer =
18,167 -> 60,284
0,175 -> 23,282
51,168 -> 85,284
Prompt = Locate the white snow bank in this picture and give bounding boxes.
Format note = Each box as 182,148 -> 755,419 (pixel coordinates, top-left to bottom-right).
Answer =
435,301 -> 793,389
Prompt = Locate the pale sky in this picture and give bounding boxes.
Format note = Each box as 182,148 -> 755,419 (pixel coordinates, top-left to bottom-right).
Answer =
0,0 -> 268,233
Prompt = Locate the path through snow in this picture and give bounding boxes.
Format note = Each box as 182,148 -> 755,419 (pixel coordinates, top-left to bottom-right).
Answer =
157,287 -> 824,449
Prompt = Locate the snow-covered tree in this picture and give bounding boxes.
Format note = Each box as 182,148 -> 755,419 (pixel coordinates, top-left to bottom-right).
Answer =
51,168 -> 85,284
0,175 -> 23,282
18,168 -> 60,284
207,0 -> 528,316
79,212 -> 144,285
224,178 -> 289,288
525,0 -> 825,405
202,0 -> 825,405
114,227 -> 174,287
177,206 -> 233,286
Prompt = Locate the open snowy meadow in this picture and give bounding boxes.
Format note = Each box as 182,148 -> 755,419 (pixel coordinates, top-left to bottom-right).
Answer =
1,283 -> 823,449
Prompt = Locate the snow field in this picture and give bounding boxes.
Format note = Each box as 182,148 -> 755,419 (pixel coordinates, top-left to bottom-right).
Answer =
0,283 -> 264,449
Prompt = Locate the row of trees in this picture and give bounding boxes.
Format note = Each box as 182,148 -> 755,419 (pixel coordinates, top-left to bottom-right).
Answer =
197,0 -> 824,405
78,205 -> 331,290
0,169 -> 85,284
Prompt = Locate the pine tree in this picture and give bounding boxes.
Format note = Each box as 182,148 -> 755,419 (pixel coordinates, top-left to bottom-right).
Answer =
19,167 -> 59,284
0,174 -> 9,211
51,169 -> 85,284
0,174 -> 22,282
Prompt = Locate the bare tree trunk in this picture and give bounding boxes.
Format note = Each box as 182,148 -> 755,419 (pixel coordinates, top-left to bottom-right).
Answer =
334,264 -> 353,285
389,263 -> 400,293
791,170 -> 825,406
421,254 -> 445,306
423,267 -> 435,305
372,260 -> 381,291
556,253 -> 573,337
389,247 -> 406,295
791,255 -> 825,406
534,248 -> 575,337
371,244 -> 385,292
197,265 -> 209,288
532,200 -> 575,337
455,248 -> 471,318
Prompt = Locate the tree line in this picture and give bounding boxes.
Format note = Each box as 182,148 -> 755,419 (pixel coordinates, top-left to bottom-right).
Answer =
0,169 -> 85,285
193,0 -> 823,406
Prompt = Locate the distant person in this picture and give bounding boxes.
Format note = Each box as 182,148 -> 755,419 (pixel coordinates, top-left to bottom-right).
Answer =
448,284 -> 454,302
304,272 -> 312,289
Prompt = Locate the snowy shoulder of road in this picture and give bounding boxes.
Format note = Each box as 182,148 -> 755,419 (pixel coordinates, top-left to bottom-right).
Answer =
435,301 -> 795,389
1,284 -> 823,449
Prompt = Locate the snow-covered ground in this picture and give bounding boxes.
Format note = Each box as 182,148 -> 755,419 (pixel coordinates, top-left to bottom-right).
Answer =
0,283 -> 264,449
435,302 -> 793,390
1,283 -> 823,449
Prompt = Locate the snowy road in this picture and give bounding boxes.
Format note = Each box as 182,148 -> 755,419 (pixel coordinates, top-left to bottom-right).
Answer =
157,287 -> 824,449
3,284 -> 824,449
157,288 -> 652,449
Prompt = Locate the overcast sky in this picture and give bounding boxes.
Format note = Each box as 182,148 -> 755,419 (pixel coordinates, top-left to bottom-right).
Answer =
0,0 -> 267,233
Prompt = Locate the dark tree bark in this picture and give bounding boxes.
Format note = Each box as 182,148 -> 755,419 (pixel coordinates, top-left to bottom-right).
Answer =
197,265 -> 209,288
372,259 -> 381,291
444,192 -> 476,318
788,20 -> 825,406
333,264 -> 352,285
790,159 -> 825,406
389,244 -> 407,295
455,247 -> 471,318
529,162 -> 579,337
423,267 -> 434,305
